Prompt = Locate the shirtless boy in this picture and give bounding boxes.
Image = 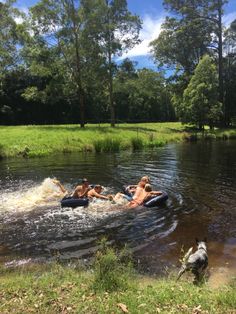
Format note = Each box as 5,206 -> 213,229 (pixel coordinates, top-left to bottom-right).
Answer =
88,185 -> 113,201
114,176 -> 150,202
127,184 -> 162,208
72,178 -> 91,198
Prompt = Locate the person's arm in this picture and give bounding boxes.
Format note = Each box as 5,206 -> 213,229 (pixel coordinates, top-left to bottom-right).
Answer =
93,191 -> 109,200
150,191 -> 162,196
72,186 -> 81,198
52,179 -> 67,194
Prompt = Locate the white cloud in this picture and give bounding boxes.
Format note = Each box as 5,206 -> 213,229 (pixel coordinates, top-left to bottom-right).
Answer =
223,11 -> 236,27
119,14 -> 164,59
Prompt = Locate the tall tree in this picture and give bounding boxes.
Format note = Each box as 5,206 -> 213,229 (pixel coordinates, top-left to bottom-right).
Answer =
224,20 -> 236,124
0,0 -> 25,119
27,0 -> 103,128
99,0 -> 141,127
159,0 -> 228,123
181,55 -> 222,129
150,16 -> 211,76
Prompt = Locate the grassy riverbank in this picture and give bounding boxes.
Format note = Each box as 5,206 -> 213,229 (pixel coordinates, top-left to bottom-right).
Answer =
0,262 -> 235,314
0,122 -> 236,158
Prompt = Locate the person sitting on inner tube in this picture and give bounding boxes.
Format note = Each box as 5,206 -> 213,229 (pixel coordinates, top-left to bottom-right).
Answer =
114,176 -> 150,202
88,185 -> 113,201
127,184 -> 162,208
126,175 -> 150,197
72,178 -> 91,198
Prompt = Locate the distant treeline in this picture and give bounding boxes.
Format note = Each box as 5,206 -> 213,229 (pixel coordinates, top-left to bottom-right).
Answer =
0,0 -> 236,128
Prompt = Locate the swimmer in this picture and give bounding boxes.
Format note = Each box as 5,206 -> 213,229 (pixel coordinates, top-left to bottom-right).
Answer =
127,183 -> 162,209
72,178 -> 91,198
88,185 -> 113,201
114,176 -> 150,202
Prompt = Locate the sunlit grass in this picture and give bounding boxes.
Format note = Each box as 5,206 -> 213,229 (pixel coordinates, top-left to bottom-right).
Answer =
0,261 -> 235,314
0,122 -> 235,158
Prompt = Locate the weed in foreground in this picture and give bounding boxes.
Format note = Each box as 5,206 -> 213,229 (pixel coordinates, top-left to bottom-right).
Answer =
93,137 -> 121,153
131,137 -> 144,151
93,240 -> 134,292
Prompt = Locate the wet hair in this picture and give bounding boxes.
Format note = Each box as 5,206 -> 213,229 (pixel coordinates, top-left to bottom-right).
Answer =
81,178 -> 89,184
94,184 -> 102,190
144,184 -> 152,192
141,176 -> 150,183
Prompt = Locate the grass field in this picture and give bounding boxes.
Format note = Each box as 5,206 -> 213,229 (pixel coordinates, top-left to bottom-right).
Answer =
0,122 -> 236,158
0,262 -> 235,314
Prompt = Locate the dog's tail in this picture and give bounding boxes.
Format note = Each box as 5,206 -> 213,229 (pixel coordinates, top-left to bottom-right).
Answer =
177,264 -> 187,281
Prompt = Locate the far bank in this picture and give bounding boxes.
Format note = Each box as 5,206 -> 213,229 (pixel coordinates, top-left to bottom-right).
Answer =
0,122 -> 236,158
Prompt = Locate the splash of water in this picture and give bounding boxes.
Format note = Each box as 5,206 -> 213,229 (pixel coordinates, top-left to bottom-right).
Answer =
0,178 -> 65,212
0,178 -> 127,214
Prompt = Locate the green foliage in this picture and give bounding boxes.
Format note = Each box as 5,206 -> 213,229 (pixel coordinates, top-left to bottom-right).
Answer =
0,261 -> 235,313
114,62 -> 175,122
150,16 -> 211,75
93,240 -> 133,292
0,123 -> 235,158
130,137 -> 144,151
181,55 -> 222,129
93,137 -> 121,153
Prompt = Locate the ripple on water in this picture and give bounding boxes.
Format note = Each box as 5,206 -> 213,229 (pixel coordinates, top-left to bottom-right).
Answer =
0,143 -> 236,276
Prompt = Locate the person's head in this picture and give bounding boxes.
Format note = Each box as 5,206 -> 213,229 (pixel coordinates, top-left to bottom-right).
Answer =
144,184 -> 152,192
81,178 -> 89,187
94,184 -> 102,193
139,176 -> 150,187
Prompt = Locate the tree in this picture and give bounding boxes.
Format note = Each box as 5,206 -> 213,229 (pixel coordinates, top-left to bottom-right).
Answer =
114,61 -> 175,122
157,0 -> 228,123
0,0 -> 26,121
181,55 -> 222,129
224,20 -> 236,124
99,0 -> 141,126
26,0 -> 104,128
150,16 -> 212,76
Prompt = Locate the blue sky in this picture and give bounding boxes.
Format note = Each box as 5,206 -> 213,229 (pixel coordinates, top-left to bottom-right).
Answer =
14,0 -> 236,69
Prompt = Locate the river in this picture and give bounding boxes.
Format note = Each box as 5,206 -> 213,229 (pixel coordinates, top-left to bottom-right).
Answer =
0,141 -> 236,280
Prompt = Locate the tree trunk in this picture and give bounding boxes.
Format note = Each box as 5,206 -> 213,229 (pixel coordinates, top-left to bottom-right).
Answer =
217,0 -> 224,124
71,0 -> 85,128
106,0 -> 115,127
108,46 -> 115,127
78,88 -> 85,128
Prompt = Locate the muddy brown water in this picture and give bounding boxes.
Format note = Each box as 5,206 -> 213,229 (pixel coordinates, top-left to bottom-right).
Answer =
0,142 -> 235,280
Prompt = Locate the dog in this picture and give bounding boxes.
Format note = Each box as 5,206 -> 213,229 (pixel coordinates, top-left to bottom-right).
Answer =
177,238 -> 208,282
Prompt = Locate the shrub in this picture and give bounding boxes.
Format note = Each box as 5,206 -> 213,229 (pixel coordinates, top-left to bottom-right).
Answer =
93,137 -> 121,153
93,240 -> 133,292
0,143 -> 4,159
130,137 -> 144,150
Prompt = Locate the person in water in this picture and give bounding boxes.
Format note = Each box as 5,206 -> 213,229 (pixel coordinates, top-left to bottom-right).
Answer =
88,185 -> 113,201
114,176 -> 150,202
127,183 -> 162,208
72,178 -> 91,198
126,176 -> 150,196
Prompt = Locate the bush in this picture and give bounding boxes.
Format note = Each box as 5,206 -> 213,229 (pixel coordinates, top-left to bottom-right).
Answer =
93,240 -> 133,292
0,143 -> 4,158
93,137 -> 121,153
130,137 -> 144,150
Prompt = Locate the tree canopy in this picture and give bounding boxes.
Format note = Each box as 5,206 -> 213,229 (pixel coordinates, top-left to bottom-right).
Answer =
0,0 -> 235,128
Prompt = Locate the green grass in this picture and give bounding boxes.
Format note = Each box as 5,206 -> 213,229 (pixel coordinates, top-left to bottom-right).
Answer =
0,262 -> 235,314
0,122 -> 235,158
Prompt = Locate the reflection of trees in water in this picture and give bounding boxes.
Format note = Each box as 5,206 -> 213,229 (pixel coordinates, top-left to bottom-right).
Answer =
173,141 -> 236,242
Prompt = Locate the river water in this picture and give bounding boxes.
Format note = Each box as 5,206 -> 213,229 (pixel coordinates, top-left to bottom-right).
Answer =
0,142 -> 236,278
